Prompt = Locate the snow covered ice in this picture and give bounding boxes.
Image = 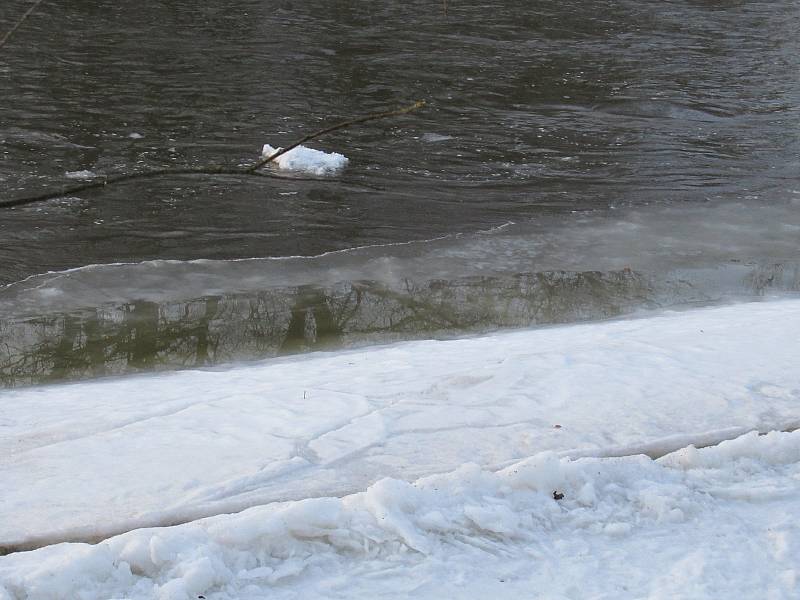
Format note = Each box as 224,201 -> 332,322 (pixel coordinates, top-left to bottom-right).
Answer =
260,144 -> 348,175
1,299 -> 799,598
1,430 -> 799,599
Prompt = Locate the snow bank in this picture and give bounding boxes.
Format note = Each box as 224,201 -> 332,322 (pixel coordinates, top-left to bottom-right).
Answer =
2,299 -> 800,551
1,430 -> 798,599
260,144 -> 348,175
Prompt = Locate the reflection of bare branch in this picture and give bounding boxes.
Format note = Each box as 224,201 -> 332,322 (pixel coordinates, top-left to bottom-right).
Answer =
328,286 -> 363,330
354,280 -> 463,329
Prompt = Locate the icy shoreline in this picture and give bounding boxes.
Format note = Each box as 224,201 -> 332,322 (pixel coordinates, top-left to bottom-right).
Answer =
1,299 -> 799,597
2,299 -> 800,551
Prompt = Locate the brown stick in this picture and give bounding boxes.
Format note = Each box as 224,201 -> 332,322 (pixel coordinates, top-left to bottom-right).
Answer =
1,100 -> 426,209
0,168 -> 306,209
0,0 -> 44,50
248,100 -> 426,172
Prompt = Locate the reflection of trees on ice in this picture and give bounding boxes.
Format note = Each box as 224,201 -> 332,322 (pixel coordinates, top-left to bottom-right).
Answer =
279,285 -> 349,354
2,262 -> 799,387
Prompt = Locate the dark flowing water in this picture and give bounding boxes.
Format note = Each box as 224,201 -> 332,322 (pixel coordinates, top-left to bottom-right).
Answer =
1,0 -> 799,386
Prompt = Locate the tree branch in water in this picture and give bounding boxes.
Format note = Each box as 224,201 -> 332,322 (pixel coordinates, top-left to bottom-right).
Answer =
0,101 -> 426,209
0,0 -> 43,50
250,100 -> 426,171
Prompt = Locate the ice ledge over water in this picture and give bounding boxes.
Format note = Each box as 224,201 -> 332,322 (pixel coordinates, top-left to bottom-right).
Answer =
260,144 -> 348,175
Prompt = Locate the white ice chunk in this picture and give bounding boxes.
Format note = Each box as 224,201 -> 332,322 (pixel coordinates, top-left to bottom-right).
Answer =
261,143 -> 348,175
421,132 -> 453,143
64,170 -> 96,180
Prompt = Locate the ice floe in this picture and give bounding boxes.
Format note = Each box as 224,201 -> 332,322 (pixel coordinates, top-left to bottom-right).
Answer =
260,144 -> 348,175
64,170 -> 96,180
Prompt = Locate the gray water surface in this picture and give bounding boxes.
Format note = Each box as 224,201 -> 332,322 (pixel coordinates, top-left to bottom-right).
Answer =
1,1 -> 799,385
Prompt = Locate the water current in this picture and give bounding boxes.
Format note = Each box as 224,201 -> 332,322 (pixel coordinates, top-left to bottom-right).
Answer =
1,0 -> 799,385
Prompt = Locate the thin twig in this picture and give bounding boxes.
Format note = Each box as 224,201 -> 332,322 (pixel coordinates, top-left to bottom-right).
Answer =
0,0 -> 44,50
0,169 -> 290,209
248,100 -> 426,171
0,101 -> 426,209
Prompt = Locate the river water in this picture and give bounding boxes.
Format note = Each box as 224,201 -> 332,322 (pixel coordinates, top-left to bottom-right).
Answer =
1,0 -> 799,385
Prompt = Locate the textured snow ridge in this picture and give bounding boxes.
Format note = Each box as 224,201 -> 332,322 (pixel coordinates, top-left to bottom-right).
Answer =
2,299 -> 800,551
260,144 -> 348,175
1,430 -> 798,600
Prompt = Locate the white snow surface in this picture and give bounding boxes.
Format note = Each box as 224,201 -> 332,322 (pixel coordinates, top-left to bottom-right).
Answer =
1,430 -> 799,599
260,144 -> 348,175
2,299 -> 800,555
